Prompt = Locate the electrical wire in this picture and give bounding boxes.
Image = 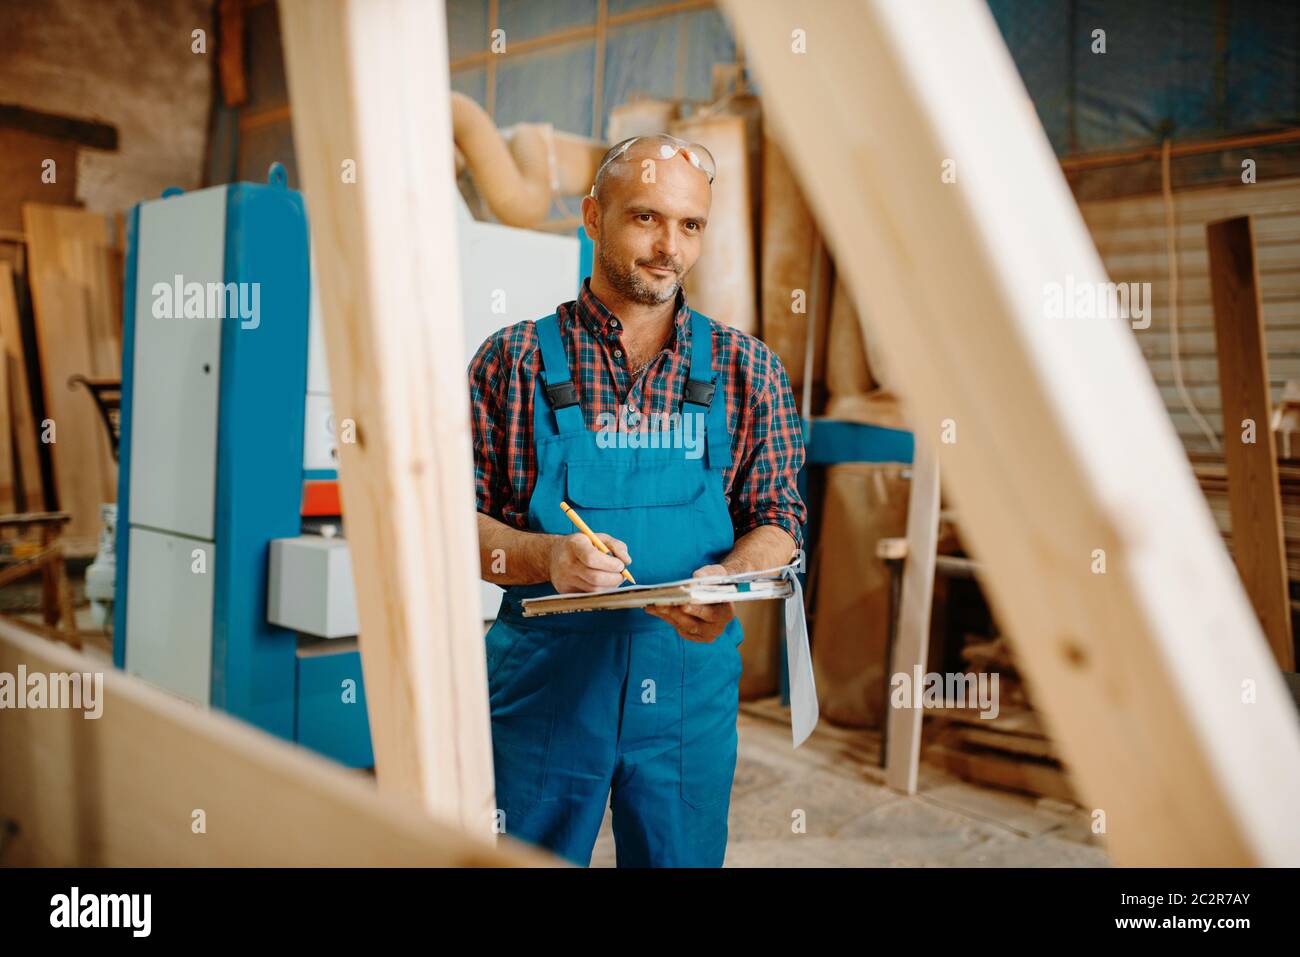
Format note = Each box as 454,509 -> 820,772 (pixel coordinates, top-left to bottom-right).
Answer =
1162,137 -> 1221,451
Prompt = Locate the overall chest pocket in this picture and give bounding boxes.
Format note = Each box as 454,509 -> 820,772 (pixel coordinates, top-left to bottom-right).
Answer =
564,460 -> 707,509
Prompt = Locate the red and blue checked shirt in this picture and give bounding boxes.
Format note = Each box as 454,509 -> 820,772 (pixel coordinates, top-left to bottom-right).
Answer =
468,278 -> 807,550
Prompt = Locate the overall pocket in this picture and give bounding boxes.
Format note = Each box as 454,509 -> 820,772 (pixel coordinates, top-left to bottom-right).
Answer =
679,628 -> 743,809
485,619 -> 529,684
485,621 -> 557,812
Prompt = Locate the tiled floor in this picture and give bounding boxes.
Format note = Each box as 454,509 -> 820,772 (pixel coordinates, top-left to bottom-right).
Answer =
590,697 -> 1111,867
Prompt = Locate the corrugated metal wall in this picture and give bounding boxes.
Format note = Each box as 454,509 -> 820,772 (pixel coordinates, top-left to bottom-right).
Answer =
986,0 -> 1300,158
1080,177 -> 1300,454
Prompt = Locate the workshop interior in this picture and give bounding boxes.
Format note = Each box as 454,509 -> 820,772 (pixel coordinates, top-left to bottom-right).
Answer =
1,0 -> 1299,876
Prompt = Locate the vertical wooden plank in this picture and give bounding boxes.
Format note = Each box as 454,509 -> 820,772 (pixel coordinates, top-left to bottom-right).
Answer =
0,331 -> 13,512
670,112 -> 757,333
31,273 -> 106,551
884,437 -> 939,794
218,0 -> 249,107
591,0 -> 607,138
486,0 -> 499,120
66,239 -> 122,502
721,0 -> 1300,864
0,262 -> 42,510
0,261 -> 46,512
71,239 -> 123,380
278,0 -> 495,834
1206,216 -> 1294,670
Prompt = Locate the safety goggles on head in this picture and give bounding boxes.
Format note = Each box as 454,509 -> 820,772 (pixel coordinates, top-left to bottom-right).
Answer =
589,134 -> 717,197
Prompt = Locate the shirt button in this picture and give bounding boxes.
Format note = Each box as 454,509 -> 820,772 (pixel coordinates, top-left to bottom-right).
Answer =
613,348 -> 623,359
610,319 -> 620,329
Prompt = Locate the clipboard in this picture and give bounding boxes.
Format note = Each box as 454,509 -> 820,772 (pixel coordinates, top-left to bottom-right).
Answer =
520,558 -> 820,748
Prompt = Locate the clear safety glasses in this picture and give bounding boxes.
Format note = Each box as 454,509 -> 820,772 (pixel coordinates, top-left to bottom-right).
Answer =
589,135 -> 717,197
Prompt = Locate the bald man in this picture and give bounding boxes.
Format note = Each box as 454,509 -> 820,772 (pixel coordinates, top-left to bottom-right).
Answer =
469,134 -> 806,867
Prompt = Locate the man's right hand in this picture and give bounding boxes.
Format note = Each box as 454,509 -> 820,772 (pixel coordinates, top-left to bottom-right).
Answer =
549,532 -> 632,593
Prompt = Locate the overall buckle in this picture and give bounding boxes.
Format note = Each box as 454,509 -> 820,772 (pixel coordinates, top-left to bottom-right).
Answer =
684,377 -> 715,407
546,380 -> 580,409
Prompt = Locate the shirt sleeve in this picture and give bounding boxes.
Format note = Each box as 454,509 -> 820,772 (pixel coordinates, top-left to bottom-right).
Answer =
467,332 -> 510,519
729,350 -> 807,552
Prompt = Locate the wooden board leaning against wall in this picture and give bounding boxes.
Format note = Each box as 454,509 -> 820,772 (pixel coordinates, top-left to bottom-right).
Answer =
20,203 -> 122,552
0,262 -> 46,515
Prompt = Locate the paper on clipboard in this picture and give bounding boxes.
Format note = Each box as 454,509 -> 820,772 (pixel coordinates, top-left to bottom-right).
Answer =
783,568 -> 819,748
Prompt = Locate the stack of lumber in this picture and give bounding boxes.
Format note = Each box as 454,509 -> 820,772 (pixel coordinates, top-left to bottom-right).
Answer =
15,203 -> 123,553
925,706 -> 1081,805
1192,450 -> 1300,583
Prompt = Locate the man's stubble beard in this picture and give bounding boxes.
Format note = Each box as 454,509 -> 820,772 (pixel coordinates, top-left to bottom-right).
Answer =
596,237 -> 681,306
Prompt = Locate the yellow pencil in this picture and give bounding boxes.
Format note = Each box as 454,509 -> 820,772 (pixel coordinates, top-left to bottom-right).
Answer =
559,501 -> 636,584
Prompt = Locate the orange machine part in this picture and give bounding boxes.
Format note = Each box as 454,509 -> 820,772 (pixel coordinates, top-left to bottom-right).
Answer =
301,480 -> 341,517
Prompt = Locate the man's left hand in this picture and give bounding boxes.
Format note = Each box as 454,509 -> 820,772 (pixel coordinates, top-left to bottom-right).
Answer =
644,564 -> 734,643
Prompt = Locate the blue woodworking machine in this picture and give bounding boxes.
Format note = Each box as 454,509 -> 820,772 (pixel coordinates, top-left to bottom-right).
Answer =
113,166 -> 579,766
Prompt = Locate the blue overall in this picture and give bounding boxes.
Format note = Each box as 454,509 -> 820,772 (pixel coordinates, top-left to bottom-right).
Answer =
486,309 -> 742,867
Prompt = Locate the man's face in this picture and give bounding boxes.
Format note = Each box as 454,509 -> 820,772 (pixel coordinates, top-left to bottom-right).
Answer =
584,144 -> 711,306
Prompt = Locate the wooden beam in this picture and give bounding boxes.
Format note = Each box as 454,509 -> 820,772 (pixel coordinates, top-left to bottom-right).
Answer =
218,0 -> 249,108
237,104 -> 292,132
591,0 -> 608,139
0,103 -> 118,151
885,437 -> 940,794
0,510 -> 69,527
0,262 -> 48,513
277,0 -> 495,834
0,328 -> 12,512
1059,127 -> 1300,173
0,618 -> 548,866
486,0 -> 499,120
721,0 -> 1300,864
1206,216 -> 1294,670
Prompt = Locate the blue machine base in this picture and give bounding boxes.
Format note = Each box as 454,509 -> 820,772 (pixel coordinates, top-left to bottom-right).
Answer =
296,646 -> 373,768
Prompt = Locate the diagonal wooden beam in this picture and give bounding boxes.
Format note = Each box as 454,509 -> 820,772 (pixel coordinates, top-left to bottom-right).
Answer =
278,0 -> 494,834
0,618 -> 544,865
721,0 -> 1300,864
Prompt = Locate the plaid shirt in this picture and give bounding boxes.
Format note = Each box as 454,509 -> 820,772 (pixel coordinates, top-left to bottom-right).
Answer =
469,278 -> 807,550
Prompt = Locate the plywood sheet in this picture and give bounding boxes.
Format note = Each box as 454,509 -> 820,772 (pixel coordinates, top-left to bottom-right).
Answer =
671,112 -> 756,334
21,203 -> 116,548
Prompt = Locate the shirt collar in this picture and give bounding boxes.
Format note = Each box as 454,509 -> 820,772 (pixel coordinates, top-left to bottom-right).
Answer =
574,276 -> 691,351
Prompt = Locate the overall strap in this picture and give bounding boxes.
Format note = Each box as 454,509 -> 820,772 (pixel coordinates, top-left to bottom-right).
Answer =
535,312 -> 585,433
682,311 -> 732,471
